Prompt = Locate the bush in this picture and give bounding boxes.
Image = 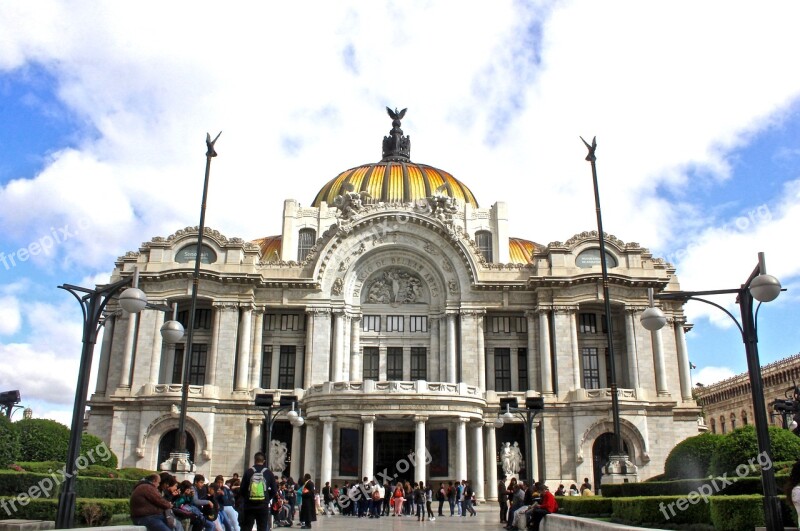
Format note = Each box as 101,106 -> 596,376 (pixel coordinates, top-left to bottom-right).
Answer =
0,496 -> 129,524
708,425 -> 800,476
708,495 -> 764,531
0,470 -> 138,499
16,419 -> 70,462
116,468 -> 159,481
0,415 -> 21,467
13,461 -> 65,474
612,495 -> 711,526
80,433 -> 118,468
664,432 -> 723,479
556,496 -> 612,516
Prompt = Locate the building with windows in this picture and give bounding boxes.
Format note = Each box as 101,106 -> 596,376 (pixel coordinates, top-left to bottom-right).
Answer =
87,110 -> 701,497
694,353 -> 800,434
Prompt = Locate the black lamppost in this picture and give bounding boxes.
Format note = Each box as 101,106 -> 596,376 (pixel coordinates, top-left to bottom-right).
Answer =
254,393 -> 304,471
581,136 -> 628,476
55,271 -> 184,528
641,252 -> 784,530
168,132 -> 221,474
494,396 -> 545,483
0,390 -> 20,417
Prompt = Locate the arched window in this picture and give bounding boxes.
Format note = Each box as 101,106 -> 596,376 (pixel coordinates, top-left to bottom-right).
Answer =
475,230 -> 493,263
297,228 -> 316,261
742,410 -> 748,426
710,418 -> 716,433
720,416 -> 726,434
730,413 -> 736,430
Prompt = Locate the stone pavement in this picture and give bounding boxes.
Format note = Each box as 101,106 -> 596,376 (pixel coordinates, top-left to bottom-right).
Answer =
290,505 -> 504,530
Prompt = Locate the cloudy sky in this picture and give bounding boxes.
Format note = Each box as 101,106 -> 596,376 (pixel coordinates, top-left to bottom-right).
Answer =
1,1 -> 799,424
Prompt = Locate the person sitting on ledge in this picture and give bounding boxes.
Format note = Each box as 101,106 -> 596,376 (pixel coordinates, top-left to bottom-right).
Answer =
130,474 -> 176,531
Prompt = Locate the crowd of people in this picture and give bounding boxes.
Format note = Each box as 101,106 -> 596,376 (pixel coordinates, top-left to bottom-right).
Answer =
496,478 -> 560,531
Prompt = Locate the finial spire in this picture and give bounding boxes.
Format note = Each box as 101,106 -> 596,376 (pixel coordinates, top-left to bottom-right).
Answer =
382,107 -> 411,161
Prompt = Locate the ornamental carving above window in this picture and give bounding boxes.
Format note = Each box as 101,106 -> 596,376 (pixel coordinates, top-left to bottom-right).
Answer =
364,268 -> 426,304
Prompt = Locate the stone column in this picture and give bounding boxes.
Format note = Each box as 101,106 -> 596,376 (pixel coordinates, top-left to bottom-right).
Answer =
538,309 -> 553,395
303,421 -> 318,481
235,304 -> 253,391
570,310 -> 581,389
525,311 -> 537,392
304,310 -> 314,387
215,304 -> 240,393
206,306 -> 221,386
119,311 -> 138,388
350,314 -> 362,381
249,308 -> 264,389
332,310 -> 345,381
414,416 -> 427,485
361,415 -> 375,479
95,312 -> 116,394
675,318 -> 693,401
484,422 -> 498,501
529,421 -> 539,482
320,417 -> 334,487
248,418 -> 262,461
290,424 -> 303,481
509,345 -> 519,391
476,312 -> 486,390
148,309 -> 166,383
651,327 -> 668,396
446,312 -> 458,383
307,308 -> 332,385
472,421 -> 485,502
624,308 -> 640,390
456,417 -> 467,482
429,316 -> 440,381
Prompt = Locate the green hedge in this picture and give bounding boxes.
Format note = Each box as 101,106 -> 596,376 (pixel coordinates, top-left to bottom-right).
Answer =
708,495 -> 764,531
0,415 -> 20,467
0,470 -> 138,499
555,496 -> 613,516
601,475 -> 790,497
664,432 -> 723,479
0,496 -> 129,526
709,426 -> 800,477
612,496 -> 711,526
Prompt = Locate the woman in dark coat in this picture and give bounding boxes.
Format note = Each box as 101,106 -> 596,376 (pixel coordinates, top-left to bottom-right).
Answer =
298,473 -> 317,529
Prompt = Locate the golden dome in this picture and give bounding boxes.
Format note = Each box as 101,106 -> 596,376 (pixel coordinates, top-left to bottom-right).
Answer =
312,107 -> 479,208
509,237 -> 540,264
312,161 -> 479,208
253,235 -> 281,262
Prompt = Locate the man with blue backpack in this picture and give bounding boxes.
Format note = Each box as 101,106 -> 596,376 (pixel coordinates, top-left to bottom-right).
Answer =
240,452 -> 278,531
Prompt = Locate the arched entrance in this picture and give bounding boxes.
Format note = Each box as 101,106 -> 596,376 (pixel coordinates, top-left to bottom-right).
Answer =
158,429 -> 196,470
591,433 -> 629,493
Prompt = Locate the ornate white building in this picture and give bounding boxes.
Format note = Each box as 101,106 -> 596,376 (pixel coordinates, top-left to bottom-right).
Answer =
87,110 -> 701,498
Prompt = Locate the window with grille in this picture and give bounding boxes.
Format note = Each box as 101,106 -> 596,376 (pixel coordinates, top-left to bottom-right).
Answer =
261,346 -> 273,388
490,316 -> 511,333
280,314 -> 301,331
278,345 -> 296,389
297,228 -> 316,261
514,317 -> 527,333
363,347 -> 379,380
582,347 -> 600,389
264,314 -> 277,331
410,316 -> 428,332
172,344 -> 208,386
387,347 -> 403,380
494,348 -> 511,391
518,348 -> 528,390
177,309 -> 212,330
410,347 -> 427,380
579,313 -> 597,334
387,315 -> 404,332
475,230 -> 493,262
362,315 -> 381,332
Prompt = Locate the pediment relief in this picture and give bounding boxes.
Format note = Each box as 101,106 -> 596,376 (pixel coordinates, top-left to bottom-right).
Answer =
363,268 -> 427,305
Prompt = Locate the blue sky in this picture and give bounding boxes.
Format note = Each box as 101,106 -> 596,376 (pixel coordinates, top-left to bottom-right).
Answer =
0,1 -> 799,423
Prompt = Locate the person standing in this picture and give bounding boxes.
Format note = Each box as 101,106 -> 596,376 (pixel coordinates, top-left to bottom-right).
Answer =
462,480 -> 476,517
130,474 -> 175,531
240,452 -> 278,531
497,478 -> 508,524
298,473 -> 317,529
321,482 -> 335,516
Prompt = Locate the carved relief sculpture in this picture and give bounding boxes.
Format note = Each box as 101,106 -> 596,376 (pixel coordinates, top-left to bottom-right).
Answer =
364,268 -> 425,304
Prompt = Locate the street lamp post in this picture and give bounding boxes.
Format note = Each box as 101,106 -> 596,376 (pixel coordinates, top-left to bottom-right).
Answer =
55,271 -> 184,529
168,132 -> 221,475
581,136 -> 629,479
641,252 -> 784,530
254,394 -> 304,471
494,396 -> 544,483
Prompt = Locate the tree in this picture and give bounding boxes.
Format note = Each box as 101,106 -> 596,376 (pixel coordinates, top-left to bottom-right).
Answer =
664,431 -> 723,479
0,414 -> 21,465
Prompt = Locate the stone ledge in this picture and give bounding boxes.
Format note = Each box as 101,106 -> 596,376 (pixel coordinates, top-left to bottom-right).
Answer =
541,514 -> 667,530
0,521 -> 55,531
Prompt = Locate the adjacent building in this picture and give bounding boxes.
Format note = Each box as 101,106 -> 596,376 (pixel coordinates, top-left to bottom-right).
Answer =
87,110 -> 701,498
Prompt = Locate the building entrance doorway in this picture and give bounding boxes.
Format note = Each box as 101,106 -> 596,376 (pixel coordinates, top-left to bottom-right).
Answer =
158,429 -> 195,471
375,431 -> 414,482
591,432 -> 629,494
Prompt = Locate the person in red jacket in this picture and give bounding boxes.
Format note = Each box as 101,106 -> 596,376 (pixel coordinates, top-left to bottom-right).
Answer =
130,474 -> 175,531
529,482 -> 558,531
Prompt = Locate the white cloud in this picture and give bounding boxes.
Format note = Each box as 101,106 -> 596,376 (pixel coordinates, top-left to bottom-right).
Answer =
694,366 -> 737,388
0,296 -> 21,335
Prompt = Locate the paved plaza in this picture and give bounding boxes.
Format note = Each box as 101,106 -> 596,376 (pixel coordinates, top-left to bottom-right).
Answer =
285,506 -> 503,530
